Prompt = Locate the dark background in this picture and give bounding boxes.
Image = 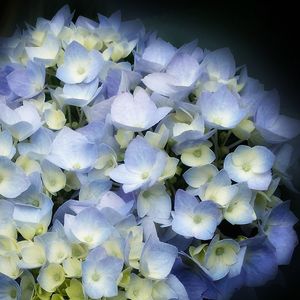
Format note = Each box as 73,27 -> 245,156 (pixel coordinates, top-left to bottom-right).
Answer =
0,1 -> 299,299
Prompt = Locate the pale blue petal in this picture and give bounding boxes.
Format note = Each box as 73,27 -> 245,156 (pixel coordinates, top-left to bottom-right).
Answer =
68,207 -> 113,248
255,90 -> 280,129
142,73 -> 181,96
265,201 -> 298,227
172,259 -> 217,300
239,235 -> 278,287
105,68 -> 141,98
166,53 -> 200,86
0,273 -> 21,300
174,189 -> 199,212
57,41 -> 104,84
82,255 -> 122,298
18,127 -> 53,160
0,157 -> 30,198
124,136 -> 158,172
112,86 -> 171,131
7,61 -> 45,98
60,79 -> 100,107
0,102 -> 42,141
266,225 -> 298,265
140,235 -> 178,280
109,165 -> 145,185
199,85 -> 246,129
47,127 -> 98,172
165,274 -> 189,300
50,5 -> 73,36
200,48 -> 235,80
135,38 -> 176,73
79,180 -> 112,202
0,130 -> 15,159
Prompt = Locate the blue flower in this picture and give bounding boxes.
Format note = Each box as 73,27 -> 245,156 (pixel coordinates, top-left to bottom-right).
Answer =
0,157 -> 30,198
64,207 -> 113,249
56,41 -> 104,84
0,273 -> 21,300
142,53 -> 201,99
239,235 -> 278,286
6,61 -> 45,98
255,90 -> 300,143
262,201 -> 298,265
54,79 -> 101,107
111,87 -> 171,131
0,102 -> 42,141
46,127 -> 98,172
134,35 -> 176,74
110,136 -> 167,192
224,145 -> 275,190
198,85 -> 247,129
82,246 -> 123,298
139,235 -> 178,280
171,189 -> 221,240
200,48 -> 235,83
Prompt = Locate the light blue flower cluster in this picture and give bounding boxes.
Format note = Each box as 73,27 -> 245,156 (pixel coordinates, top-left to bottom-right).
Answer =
0,5 -> 299,300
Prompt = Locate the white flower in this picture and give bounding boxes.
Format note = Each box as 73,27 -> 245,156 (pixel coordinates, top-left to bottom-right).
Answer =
224,145 -> 275,190
110,136 -> 167,192
64,207 -> 113,249
111,87 -> 171,131
0,102 -> 42,141
82,247 -> 123,299
0,157 -> 30,198
171,190 -> 221,240
139,236 -> 177,280
204,236 -> 240,280
47,127 -> 98,172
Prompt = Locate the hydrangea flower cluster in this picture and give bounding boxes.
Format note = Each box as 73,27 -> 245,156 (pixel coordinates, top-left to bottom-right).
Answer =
0,5 -> 299,300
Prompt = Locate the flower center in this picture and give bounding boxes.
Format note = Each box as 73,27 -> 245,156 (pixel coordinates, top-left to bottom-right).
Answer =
92,272 -> 101,281
141,172 -> 149,180
53,273 -> 61,282
143,190 -> 152,198
77,66 -> 86,75
242,163 -> 251,172
57,251 -> 65,259
84,236 -> 93,243
107,159 -> 114,168
35,225 -> 44,236
193,149 -> 202,158
31,199 -> 40,207
72,163 -> 81,169
10,288 -> 17,299
193,215 -> 202,224
215,247 -> 224,256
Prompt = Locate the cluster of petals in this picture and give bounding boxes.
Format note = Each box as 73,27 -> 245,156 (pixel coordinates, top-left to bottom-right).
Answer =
0,5 -> 299,300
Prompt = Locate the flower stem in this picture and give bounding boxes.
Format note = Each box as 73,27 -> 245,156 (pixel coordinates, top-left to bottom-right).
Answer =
228,139 -> 245,149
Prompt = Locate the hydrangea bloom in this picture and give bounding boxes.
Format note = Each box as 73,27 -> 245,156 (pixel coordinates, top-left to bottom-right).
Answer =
6,61 -> 45,98
111,87 -> 171,131
224,145 -> 275,190
0,6 -> 299,300
110,136 -> 168,192
56,41 -> 104,84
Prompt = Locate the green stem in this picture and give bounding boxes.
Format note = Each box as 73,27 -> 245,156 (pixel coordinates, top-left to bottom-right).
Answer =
67,106 -> 72,124
228,139 -> 245,149
46,84 -> 57,89
222,130 -> 232,146
78,109 -> 85,126
212,131 -> 219,160
46,68 -> 56,76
